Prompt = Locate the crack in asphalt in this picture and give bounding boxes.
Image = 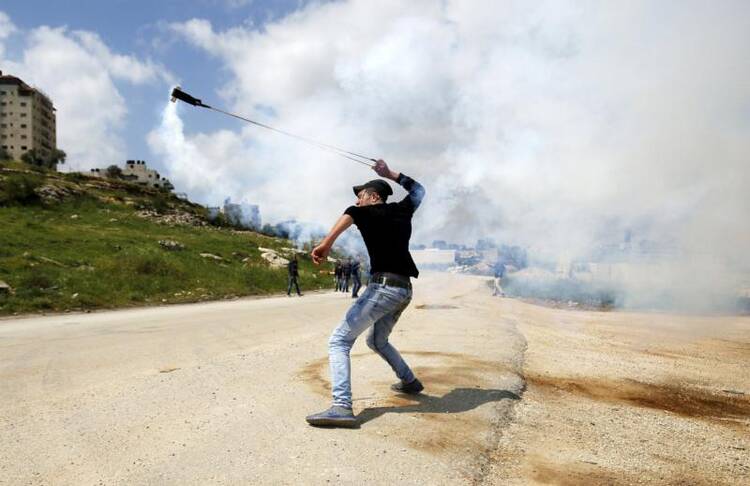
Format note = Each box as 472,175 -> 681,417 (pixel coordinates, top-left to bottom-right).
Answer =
471,315 -> 528,486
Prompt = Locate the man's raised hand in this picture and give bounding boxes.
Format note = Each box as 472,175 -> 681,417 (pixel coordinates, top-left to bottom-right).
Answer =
373,159 -> 399,180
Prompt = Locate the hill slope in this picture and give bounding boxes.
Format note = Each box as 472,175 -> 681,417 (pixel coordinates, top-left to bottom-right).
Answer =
0,162 -> 334,315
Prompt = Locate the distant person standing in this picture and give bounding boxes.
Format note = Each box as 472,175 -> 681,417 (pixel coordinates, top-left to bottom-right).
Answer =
306,159 -> 426,427
350,259 -> 362,298
334,262 -> 342,291
287,256 -> 302,297
342,259 -> 352,293
493,263 -> 506,297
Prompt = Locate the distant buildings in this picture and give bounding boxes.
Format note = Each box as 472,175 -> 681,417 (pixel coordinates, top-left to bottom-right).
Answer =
86,160 -> 174,191
475,238 -> 496,251
0,71 -> 57,162
222,199 -> 243,226
432,240 -> 448,250
122,160 -> 174,190
411,238 -> 527,271
411,248 -> 456,267
216,198 -> 261,230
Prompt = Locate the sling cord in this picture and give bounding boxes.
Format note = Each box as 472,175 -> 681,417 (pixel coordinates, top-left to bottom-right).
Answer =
203,105 -> 377,167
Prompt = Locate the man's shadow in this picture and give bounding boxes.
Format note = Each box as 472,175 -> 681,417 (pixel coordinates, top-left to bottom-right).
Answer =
356,387 -> 521,426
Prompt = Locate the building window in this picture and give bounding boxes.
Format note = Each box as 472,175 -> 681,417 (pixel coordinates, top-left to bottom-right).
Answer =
21,135 -> 27,139
21,146 -> 27,150
20,113 -> 26,117
0,123 -> 5,128
19,102 -> 26,106
20,124 -> 26,128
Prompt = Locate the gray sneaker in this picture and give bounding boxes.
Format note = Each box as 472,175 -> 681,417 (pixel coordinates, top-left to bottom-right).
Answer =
306,406 -> 357,427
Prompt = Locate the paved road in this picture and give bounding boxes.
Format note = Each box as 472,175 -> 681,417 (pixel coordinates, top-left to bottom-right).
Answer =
4,273 -> 748,484
0,273 -> 527,485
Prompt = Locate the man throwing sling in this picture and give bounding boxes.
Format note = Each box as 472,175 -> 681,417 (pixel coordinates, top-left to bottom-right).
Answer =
306,159 -> 426,427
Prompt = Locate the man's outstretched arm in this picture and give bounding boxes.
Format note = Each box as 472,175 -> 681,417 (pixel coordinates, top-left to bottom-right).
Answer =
373,159 -> 425,211
311,214 -> 354,265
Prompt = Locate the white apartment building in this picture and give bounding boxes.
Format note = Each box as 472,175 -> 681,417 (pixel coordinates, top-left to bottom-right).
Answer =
122,160 -> 174,190
0,71 -> 57,161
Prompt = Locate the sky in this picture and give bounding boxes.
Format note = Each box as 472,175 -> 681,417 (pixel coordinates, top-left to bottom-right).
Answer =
1,0 -> 749,292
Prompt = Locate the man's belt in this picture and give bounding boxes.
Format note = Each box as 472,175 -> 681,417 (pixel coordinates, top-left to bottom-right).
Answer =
371,272 -> 411,289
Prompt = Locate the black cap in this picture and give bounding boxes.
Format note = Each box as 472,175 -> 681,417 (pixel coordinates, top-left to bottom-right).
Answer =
353,179 -> 393,200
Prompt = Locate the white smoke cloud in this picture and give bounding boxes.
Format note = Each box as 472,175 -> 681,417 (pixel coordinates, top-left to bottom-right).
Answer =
0,13 -> 173,171
153,1 -> 749,308
148,101 -> 244,204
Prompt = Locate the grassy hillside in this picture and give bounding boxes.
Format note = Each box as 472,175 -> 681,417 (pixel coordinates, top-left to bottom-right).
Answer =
0,162 -> 335,315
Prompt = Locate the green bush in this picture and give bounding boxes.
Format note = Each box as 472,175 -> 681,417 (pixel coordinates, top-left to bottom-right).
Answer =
208,212 -> 231,228
150,194 -> 171,214
0,173 -> 42,206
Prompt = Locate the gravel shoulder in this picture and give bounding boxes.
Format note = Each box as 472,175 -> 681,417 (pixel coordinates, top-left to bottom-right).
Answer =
488,298 -> 750,485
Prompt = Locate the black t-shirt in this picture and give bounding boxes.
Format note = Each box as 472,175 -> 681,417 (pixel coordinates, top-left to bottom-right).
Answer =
344,174 -> 425,278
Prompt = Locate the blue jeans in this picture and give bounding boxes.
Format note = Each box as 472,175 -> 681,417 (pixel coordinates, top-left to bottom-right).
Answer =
328,282 -> 415,409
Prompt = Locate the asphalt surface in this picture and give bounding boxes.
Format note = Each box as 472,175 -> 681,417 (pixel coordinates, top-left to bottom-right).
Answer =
0,273 -> 526,485
1,273 -> 748,485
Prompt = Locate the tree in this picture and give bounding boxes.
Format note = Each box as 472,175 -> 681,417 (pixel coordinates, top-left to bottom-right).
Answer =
261,223 -> 277,236
21,148 -> 66,170
105,165 -> 123,179
46,149 -> 66,168
0,148 -> 10,161
21,149 -> 43,166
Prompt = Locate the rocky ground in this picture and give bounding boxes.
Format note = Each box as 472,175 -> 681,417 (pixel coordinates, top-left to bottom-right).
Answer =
0,273 -> 747,485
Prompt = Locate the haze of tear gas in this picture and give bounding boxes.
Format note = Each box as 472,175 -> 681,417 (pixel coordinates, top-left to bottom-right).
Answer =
148,1 -> 750,311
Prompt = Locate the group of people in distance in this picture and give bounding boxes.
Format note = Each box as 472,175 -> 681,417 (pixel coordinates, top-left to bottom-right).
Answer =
334,258 -> 363,298
286,255 -> 366,299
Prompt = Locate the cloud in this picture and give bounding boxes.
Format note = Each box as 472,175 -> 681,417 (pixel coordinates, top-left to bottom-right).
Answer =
0,11 -> 17,58
0,13 -> 174,170
72,31 -> 175,85
0,11 -> 15,39
156,0 -> 749,300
